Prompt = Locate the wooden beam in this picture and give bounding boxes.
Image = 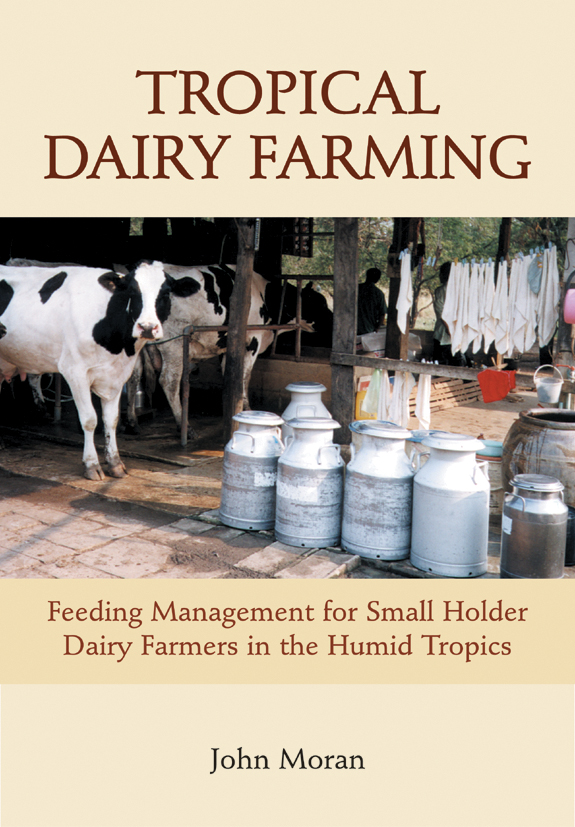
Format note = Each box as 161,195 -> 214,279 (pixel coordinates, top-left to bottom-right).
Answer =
331,351 -> 536,388
331,218 -> 358,444
222,218 -> 255,442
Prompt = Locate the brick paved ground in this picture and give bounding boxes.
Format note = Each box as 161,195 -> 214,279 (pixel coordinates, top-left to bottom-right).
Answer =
0,466 -> 512,580
0,424 -> 572,580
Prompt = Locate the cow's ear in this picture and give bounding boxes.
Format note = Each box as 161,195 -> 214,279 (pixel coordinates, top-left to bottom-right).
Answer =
98,272 -> 128,293
166,274 -> 201,298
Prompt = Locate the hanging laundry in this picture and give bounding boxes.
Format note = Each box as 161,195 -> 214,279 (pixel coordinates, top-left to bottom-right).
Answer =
388,371 -> 415,428
361,369 -> 381,416
396,250 -> 412,334
441,262 -> 457,334
415,373 -> 431,430
377,369 -> 392,420
527,251 -> 543,294
493,260 -> 509,356
467,261 -> 483,354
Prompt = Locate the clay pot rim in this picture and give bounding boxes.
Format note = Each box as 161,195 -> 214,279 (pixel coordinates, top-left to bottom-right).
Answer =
519,408 -> 575,430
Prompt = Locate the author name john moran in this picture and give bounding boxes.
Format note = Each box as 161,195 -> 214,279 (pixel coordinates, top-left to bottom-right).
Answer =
210,747 -> 365,773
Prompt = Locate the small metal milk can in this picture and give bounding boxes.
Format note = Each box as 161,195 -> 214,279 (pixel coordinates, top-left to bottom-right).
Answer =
500,474 -> 567,578
410,432 -> 490,577
219,411 -> 284,531
275,417 -> 343,548
341,421 -> 414,560
281,381 -> 331,440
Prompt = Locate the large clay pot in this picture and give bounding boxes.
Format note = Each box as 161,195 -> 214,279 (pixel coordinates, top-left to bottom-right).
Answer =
502,409 -> 575,507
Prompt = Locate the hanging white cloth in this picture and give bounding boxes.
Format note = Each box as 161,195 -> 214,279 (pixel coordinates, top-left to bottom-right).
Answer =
441,262 -> 458,341
396,251 -> 412,334
467,261 -> 483,354
361,369 -> 392,420
388,371 -> 415,428
452,262 -> 470,354
361,369 -> 380,416
493,261 -> 509,355
377,369 -> 392,420
415,373 -> 431,430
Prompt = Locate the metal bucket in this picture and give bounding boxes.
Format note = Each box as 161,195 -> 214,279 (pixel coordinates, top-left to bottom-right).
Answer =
534,365 -> 563,405
219,411 -> 284,531
411,433 -> 490,577
275,417 -> 343,548
341,421 -> 414,560
281,381 -> 331,440
500,474 -> 567,578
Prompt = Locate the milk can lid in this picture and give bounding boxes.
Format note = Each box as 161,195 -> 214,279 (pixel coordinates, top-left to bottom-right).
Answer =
511,473 -> 564,493
287,416 -> 340,430
349,420 -> 410,439
285,381 -> 327,393
407,429 -> 447,443
422,432 -> 485,452
232,411 -> 284,427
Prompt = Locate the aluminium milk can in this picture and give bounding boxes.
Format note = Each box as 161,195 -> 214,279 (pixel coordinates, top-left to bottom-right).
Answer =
341,421 -> 414,560
500,474 -> 567,579
410,433 -> 490,577
219,411 -> 284,531
275,417 -> 343,548
281,381 -> 331,440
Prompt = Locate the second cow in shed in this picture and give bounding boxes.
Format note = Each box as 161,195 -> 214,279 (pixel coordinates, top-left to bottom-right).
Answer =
124,264 -> 327,434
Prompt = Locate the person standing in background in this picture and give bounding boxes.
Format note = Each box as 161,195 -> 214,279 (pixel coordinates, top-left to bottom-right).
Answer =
357,267 -> 387,335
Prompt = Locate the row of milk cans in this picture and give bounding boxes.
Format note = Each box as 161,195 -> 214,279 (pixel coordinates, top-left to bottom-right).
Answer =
218,382 -> 492,577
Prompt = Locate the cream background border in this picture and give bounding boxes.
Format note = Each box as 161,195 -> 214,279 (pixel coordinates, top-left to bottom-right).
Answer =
1,2 -> 574,825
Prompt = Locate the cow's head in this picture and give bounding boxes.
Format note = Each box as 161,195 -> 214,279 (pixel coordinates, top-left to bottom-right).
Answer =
95,261 -> 172,356
99,261 -> 169,341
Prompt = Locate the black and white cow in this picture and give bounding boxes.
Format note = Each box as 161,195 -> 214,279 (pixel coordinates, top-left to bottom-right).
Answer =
125,263 -> 317,435
0,260 -> 190,480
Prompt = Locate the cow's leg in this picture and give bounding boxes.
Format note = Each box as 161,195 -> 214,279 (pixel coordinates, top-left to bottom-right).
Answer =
159,361 -> 184,428
63,375 -> 104,480
124,354 -> 143,435
101,390 -> 127,477
241,334 -> 264,410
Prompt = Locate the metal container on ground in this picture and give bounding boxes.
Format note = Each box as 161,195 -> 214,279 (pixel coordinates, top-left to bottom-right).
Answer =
219,411 -> 284,531
275,417 -> 343,548
502,409 -> 575,507
477,440 -> 504,516
410,433 -> 490,577
341,421 -> 414,560
500,474 -> 567,579
281,381 -> 331,440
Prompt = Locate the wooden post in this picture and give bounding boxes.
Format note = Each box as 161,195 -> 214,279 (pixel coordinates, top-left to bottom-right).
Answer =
495,217 -> 512,264
331,218 -> 358,444
385,218 -> 421,361
222,218 -> 255,443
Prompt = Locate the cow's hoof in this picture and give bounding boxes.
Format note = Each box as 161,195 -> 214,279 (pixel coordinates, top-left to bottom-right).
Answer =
84,465 -> 105,481
108,463 -> 128,478
122,421 -> 141,436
